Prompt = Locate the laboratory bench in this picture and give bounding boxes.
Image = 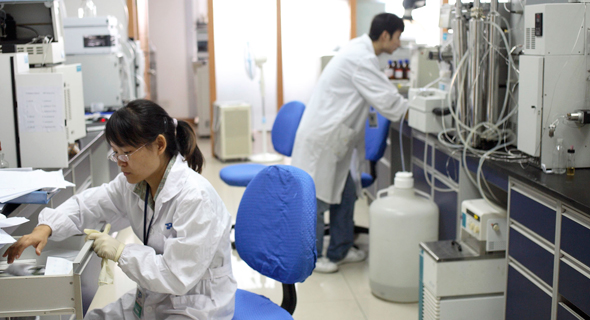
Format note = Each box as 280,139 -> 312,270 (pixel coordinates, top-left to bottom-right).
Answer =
0,128 -> 118,320
376,123 -> 590,320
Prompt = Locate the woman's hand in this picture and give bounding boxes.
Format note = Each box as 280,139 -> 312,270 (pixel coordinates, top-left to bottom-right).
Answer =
2,225 -> 52,264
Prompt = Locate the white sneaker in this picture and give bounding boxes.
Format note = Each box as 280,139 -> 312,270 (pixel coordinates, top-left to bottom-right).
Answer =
314,257 -> 339,273
336,247 -> 367,265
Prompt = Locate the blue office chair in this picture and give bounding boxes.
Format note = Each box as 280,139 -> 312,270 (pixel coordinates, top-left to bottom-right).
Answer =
324,109 -> 391,237
219,101 -> 306,187
232,165 -> 317,319
361,109 -> 391,189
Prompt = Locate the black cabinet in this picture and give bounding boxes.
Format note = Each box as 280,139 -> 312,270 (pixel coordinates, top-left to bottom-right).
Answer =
561,214 -> 590,268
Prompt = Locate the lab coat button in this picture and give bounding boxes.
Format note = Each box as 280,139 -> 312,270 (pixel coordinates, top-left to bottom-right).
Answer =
146,306 -> 153,312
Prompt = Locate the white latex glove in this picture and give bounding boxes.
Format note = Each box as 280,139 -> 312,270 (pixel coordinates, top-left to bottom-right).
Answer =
84,224 -> 125,262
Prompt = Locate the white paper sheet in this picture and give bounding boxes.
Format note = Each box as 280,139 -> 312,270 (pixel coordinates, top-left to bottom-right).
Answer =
0,229 -> 16,245
0,169 -> 75,203
17,86 -> 64,133
0,217 -> 29,228
45,256 -> 73,275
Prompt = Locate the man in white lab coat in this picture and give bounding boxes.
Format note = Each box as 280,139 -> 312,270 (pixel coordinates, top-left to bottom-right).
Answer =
291,13 -> 409,273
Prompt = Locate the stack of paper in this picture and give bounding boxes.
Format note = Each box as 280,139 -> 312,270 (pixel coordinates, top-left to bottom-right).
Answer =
0,169 -> 75,203
0,217 -> 29,246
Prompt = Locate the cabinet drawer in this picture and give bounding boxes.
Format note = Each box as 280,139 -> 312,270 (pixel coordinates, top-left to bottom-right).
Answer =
0,231 -> 100,319
559,259 -> 590,317
561,212 -> 590,268
505,264 -> 552,320
73,153 -> 92,192
509,187 -> 556,243
509,226 -> 554,286
557,303 -> 584,320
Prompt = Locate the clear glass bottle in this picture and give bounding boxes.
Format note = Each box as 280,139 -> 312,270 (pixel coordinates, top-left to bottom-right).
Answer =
0,141 -> 9,168
566,146 -> 575,176
78,0 -> 97,18
551,138 -> 566,174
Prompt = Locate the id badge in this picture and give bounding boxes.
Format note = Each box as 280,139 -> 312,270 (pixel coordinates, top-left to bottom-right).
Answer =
368,111 -> 378,128
133,287 -> 145,319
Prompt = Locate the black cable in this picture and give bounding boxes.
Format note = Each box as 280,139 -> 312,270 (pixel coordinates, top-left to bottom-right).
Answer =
16,25 -> 39,37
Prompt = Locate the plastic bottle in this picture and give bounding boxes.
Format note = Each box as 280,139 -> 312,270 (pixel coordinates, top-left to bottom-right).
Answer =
369,172 -> 439,302
395,60 -> 404,80
551,138 -> 566,174
78,0 -> 97,18
0,141 -> 9,168
386,60 -> 394,79
567,146 -> 575,176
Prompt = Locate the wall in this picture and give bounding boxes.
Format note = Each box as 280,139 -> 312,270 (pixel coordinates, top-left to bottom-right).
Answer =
282,0 -> 351,106
213,0 -> 277,131
147,0 -> 196,118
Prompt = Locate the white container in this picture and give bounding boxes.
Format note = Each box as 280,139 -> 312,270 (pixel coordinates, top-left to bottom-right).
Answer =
369,172 -> 439,302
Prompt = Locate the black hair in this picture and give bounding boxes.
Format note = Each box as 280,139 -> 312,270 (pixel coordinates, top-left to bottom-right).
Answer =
105,99 -> 205,173
368,13 -> 405,41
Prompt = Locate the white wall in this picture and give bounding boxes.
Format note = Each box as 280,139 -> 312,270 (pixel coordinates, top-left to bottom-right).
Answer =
213,0 -> 277,131
148,0 -> 196,118
282,0 -> 350,106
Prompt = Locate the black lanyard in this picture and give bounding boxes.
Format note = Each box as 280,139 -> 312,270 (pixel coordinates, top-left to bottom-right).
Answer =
143,184 -> 155,245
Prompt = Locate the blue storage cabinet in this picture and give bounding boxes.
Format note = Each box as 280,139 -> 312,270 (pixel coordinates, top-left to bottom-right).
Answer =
509,226 -> 554,286
505,264 -> 552,320
559,209 -> 590,318
507,180 -> 590,320
506,181 -> 556,319
557,303 -> 584,320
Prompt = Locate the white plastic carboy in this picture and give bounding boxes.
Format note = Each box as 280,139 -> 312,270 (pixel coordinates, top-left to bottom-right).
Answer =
369,171 -> 439,302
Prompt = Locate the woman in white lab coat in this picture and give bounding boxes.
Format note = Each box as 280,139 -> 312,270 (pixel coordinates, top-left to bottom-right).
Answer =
3,99 -> 237,319
291,13 -> 408,273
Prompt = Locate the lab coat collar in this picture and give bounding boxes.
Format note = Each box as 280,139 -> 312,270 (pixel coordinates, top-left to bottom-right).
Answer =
360,34 -> 377,56
126,154 -> 188,204
154,154 -> 188,204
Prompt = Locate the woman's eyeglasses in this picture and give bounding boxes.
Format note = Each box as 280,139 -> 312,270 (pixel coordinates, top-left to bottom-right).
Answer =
108,143 -> 147,162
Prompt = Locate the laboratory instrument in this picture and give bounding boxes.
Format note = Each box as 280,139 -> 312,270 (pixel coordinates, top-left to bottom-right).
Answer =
0,0 -> 66,65
419,199 -> 507,320
64,14 -> 144,110
517,3 -> 590,169
369,172 -> 438,302
408,88 -> 452,134
0,1 -> 86,168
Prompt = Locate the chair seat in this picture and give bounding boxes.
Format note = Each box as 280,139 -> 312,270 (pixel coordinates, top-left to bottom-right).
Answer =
361,172 -> 374,188
232,289 -> 293,320
220,164 -> 267,187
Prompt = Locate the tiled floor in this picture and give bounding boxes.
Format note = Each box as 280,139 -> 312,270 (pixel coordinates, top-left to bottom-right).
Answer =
89,134 -> 418,319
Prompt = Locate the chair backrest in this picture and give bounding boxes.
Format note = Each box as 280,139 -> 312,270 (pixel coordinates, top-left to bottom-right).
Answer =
235,165 -> 317,284
271,101 -> 306,157
365,109 -> 391,162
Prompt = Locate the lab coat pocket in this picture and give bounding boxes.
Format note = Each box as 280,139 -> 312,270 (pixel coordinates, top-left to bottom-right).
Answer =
330,124 -> 356,158
170,291 -> 215,314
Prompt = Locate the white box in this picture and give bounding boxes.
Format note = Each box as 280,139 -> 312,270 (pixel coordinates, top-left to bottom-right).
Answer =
65,53 -> 123,108
213,102 -> 252,161
523,4 -> 585,56
63,16 -> 119,55
408,88 -> 451,134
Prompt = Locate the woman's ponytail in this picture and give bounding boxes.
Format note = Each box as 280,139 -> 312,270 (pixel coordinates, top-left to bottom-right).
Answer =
175,120 -> 204,173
